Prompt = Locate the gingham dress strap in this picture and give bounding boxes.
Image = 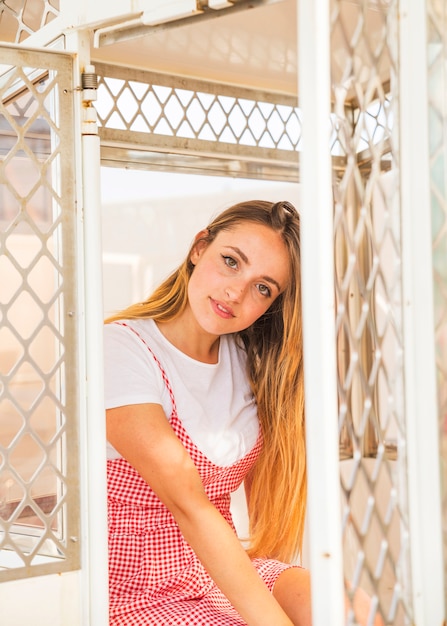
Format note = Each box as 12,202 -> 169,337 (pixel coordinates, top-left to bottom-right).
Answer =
114,321 -> 177,413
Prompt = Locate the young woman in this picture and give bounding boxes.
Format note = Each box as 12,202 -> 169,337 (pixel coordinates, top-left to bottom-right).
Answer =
104,199 -> 379,626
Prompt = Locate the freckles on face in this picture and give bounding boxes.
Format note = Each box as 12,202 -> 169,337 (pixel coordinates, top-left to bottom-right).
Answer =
187,222 -> 290,335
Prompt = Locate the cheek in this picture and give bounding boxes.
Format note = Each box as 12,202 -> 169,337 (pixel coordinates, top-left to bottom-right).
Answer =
246,297 -> 272,322
188,260 -> 214,297
254,293 -> 280,320
193,257 -> 222,286
187,271 -> 200,302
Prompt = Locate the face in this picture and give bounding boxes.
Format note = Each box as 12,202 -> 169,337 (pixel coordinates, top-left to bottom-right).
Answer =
187,221 -> 290,337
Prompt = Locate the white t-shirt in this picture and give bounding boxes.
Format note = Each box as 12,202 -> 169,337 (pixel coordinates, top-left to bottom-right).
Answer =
103,319 -> 259,466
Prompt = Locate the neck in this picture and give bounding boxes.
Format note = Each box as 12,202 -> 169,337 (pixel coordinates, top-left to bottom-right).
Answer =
156,316 -> 220,364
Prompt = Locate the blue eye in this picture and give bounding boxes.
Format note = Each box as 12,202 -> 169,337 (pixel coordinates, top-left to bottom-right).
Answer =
222,255 -> 237,269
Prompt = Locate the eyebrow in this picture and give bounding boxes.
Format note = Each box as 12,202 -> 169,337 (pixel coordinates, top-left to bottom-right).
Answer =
226,246 -> 282,292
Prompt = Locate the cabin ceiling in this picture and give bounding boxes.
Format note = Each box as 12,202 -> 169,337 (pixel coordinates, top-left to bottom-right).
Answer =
0,1 -> 390,101
90,0 -> 298,95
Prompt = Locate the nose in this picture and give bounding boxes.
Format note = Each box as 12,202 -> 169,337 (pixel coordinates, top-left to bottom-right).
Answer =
225,280 -> 246,302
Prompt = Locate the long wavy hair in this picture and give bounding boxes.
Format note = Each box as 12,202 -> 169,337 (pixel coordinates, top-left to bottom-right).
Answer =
106,200 -> 306,562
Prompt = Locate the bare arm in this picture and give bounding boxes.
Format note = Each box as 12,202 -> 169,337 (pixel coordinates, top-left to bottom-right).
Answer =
107,403 -> 294,626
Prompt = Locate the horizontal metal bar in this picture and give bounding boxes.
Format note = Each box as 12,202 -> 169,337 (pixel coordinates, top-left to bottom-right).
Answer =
99,125 -> 299,163
100,144 -> 300,181
95,0 -> 284,48
94,61 -> 299,104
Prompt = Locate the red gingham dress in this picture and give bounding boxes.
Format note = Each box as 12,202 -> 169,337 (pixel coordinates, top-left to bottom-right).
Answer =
107,324 -> 294,625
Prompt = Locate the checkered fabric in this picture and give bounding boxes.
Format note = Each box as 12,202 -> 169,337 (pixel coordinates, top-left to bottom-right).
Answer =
107,323 -> 294,625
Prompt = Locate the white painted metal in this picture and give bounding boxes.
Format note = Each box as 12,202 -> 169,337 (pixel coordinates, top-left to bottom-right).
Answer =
208,0 -> 234,9
78,87 -> 109,626
141,0 -> 203,25
0,42 -> 86,624
297,1 -> 345,625
0,43 -> 81,580
60,0 -> 150,31
79,129 -> 109,626
399,0 -> 446,623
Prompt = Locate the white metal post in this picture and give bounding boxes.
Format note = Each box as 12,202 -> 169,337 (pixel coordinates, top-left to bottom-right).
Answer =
399,0 -> 446,623
69,33 -> 110,624
80,126 -> 109,626
297,2 -> 345,625
42,23 -> 109,625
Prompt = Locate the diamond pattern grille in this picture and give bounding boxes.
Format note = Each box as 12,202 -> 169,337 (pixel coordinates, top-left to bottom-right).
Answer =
95,63 -> 302,167
0,0 -> 59,44
0,47 -> 79,580
427,0 -> 447,605
331,1 -> 412,624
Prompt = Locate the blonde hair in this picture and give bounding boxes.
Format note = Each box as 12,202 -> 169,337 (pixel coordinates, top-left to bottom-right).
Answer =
106,200 -> 306,562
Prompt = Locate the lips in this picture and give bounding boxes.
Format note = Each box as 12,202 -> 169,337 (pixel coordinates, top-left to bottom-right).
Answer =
210,298 -> 235,319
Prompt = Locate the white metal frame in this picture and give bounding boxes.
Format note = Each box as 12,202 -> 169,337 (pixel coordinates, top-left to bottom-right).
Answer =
399,0 -> 445,622
297,1 -> 345,625
0,43 -> 81,580
67,30 -> 110,626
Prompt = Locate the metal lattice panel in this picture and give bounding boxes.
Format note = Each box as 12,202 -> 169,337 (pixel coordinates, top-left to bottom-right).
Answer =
95,59 -> 394,184
95,62 -> 302,179
331,1 -> 412,624
0,46 -> 79,581
427,0 -> 447,607
0,0 -> 59,44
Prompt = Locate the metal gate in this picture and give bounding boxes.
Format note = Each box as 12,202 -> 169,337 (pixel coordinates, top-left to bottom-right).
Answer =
0,44 -> 80,581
